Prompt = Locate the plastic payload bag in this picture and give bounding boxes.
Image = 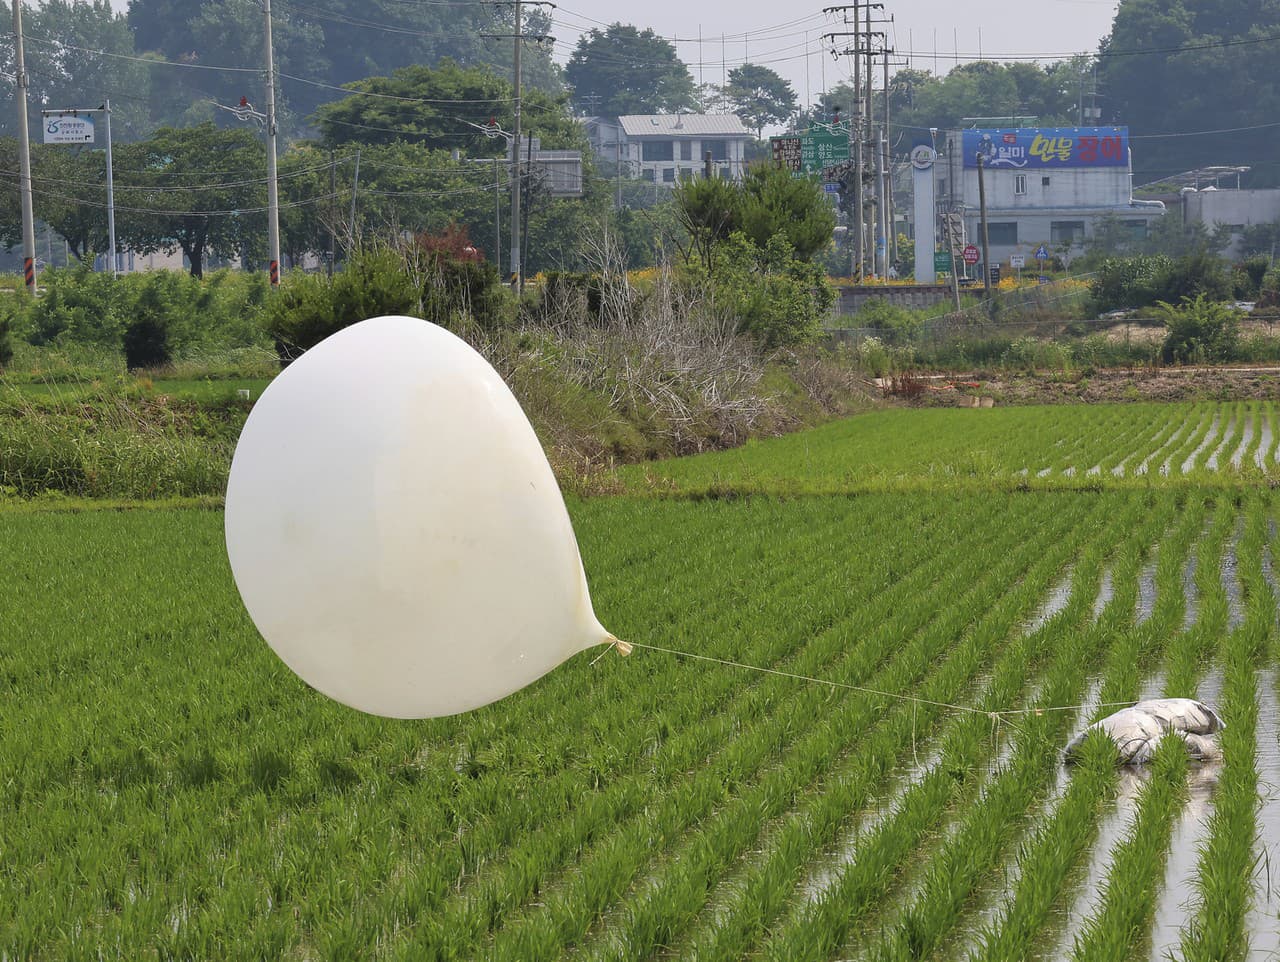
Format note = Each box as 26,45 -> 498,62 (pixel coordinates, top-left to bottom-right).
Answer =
1064,697 -> 1224,765
225,316 -> 620,719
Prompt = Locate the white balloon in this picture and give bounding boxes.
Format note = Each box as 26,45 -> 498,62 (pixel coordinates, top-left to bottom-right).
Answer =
225,315 -> 614,718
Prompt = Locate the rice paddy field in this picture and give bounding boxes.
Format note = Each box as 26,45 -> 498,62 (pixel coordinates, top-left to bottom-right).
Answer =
5,399 -> 1280,960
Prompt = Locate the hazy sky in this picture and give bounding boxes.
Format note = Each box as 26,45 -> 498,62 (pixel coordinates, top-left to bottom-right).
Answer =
107,0 -> 1123,101
549,0 -> 1123,101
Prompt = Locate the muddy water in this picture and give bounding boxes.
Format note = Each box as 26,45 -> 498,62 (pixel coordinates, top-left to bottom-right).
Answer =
1140,417 -> 1193,476
1223,526 -> 1246,632
1148,760 -> 1223,962
1138,663 -> 1224,962
1042,768 -> 1151,962
1247,669 -> 1280,960
1229,415 -> 1254,469
1027,571 -> 1075,633
1181,413 -> 1222,474
1206,414 -> 1238,471
1137,555 -> 1159,626
1257,415 -> 1275,469
1094,569 -> 1114,623
949,680 -> 1106,961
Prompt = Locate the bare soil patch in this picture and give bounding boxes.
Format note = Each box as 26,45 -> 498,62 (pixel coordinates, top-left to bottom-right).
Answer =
901,366 -> 1280,407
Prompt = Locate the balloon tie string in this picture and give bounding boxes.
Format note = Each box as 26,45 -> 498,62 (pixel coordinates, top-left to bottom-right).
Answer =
612,640 -> 1136,720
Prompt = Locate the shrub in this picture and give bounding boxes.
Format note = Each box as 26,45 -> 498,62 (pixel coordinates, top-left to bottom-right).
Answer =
710,232 -> 835,349
1232,256 -> 1270,301
1260,267 -> 1280,309
265,246 -> 419,362
123,317 -> 170,370
1151,251 -> 1232,305
24,264 -> 123,347
1089,254 -> 1172,312
1158,294 -> 1240,364
854,297 -> 921,344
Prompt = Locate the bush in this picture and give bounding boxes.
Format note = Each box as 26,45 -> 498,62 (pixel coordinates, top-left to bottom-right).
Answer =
1002,335 -> 1071,373
1232,256 -> 1270,300
25,264 -> 123,347
1089,254 -> 1173,312
265,247 -> 419,362
418,253 -> 510,331
1151,251 -> 1232,305
123,317 -> 170,370
710,232 -> 835,349
854,297 -> 922,344
1259,267 -> 1280,309
1159,295 -> 1240,364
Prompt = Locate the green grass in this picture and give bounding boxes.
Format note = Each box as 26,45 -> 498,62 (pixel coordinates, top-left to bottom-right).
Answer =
4,399 -> 1280,959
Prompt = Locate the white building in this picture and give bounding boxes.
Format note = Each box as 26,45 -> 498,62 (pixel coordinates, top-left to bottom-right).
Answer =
583,114 -> 750,187
936,127 -> 1165,267
1182,186 -> 1280,258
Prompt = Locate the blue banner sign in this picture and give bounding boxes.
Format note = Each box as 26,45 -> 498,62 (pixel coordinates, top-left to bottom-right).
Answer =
962,127 -> 1128,169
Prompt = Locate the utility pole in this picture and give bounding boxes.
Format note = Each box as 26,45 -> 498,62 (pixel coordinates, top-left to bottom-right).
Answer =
328,150 -> 336,276
825,3 -> 884,281
485,1 -> 553,292
103,101 -> 116,276
977,152 -> 991,298
511,0 -> 522,290
263,0 -> 280,286
12,0 -> 36,293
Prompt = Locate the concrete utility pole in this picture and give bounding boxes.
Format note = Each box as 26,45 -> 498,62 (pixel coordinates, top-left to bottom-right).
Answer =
977,152 -> 992,298
263,0 -> 281,286
103,101 -> 116,276
510,0 -> 522,290
12,0 -> 36,293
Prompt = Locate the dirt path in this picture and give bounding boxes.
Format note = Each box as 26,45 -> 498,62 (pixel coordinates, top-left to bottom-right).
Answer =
895,366 -> 1280,406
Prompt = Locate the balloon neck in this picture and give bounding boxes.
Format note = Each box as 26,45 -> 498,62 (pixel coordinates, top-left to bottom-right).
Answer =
608,636 -> 634,657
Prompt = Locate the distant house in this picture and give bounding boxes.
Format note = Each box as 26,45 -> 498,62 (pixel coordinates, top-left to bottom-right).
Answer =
583,114 -> 751,188
1181,184 -> 1280,259
933,126 -> 1165,267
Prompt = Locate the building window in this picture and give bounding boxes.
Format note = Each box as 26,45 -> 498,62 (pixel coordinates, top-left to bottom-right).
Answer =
662,167 -> 676,183
1050,220 -> 1085,245
1041,176 -> 1051,187
706,140 -> 728,162
1014,174 -> 1027,196
987,222 -> 1018,245
1122,219 -> 1149,240
644,168 -> 657,182
679,140 -> 693,161
642,141 -> 673,162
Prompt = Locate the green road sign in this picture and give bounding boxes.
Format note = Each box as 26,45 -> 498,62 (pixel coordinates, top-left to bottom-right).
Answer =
800,131 -> 849,173
933,251 -> 952,273
770,130 -> 850,176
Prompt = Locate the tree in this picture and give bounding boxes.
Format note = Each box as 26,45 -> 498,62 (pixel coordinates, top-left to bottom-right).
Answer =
723,64 -> 797,138
565,24 -> 696,116
672,175 -> 739,270
737,162 -> 836,262
0,1 -> 151,141
1098,0 -> 1280,185
115,123 -> 265,278
127,0 -> 560,134
313,61 -> 580,154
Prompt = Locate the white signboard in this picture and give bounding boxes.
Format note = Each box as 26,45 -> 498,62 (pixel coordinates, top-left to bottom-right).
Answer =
44,114 -> 94,144
1010,255 -> 1026,268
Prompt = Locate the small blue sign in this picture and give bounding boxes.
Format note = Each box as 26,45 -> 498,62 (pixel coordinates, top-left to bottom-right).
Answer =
1038,275 -> 1050,285
822,182 -> 840,193
1034,245 -> 1049,260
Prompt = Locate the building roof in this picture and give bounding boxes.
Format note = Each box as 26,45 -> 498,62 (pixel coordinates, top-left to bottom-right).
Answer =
617,114 -> 749,138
